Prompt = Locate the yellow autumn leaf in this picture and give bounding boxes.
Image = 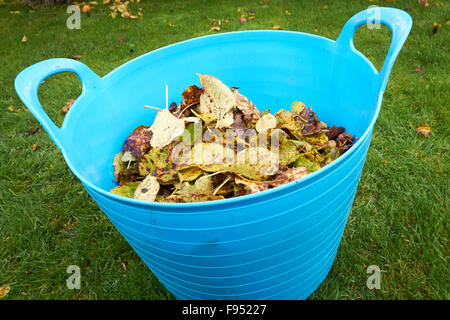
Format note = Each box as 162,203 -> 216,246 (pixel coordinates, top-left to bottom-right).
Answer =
0,286 -> 10,298
416,124 -> 431,137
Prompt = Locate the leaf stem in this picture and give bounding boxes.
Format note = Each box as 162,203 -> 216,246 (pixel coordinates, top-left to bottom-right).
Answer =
144,105 -> 163,111
213,175 -> 231,195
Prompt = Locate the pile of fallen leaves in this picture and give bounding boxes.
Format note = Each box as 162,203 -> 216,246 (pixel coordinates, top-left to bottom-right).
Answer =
111,74 -> 356,203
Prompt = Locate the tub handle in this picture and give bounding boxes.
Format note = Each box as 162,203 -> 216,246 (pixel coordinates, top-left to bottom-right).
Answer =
337,7 -> 412,92
15,58 -> 102,151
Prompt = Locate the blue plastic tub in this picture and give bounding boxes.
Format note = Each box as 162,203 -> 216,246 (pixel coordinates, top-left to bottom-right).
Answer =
15,8 -> 411,299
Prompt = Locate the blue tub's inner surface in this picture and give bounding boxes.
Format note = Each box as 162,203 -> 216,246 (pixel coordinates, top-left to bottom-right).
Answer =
63,32 -> 379,191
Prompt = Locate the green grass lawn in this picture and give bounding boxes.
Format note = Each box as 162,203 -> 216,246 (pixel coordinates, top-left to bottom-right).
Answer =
0,0 -> 448,299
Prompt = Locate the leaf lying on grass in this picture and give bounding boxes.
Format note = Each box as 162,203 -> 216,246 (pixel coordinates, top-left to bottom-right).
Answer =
0,286 -> 10,298
416,124 -> 431,137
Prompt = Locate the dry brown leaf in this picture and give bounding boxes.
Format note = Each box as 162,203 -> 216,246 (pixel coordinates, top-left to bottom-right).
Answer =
233,89 -> 260,124
61,99 -> 75,116
269,167 -> 309,187
235,178 -> 270,194
123,125 -> 152,158
113,151 -> 125,182
29,127 -> 40,135
181,84 -> 202,107
272,25 -> 282,30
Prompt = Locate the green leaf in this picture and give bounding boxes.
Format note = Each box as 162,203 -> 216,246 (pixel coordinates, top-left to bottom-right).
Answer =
290,100 -> 306,116
276,131 -> 300,166
138,144 -> 178,184
110,181 -> 141,198
292,152 -> 322,172
177,165 -> 204,182
304,132 -> 329,148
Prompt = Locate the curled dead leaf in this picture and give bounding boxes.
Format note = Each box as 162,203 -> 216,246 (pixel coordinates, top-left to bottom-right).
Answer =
61,99 -> 75,116
326,125 -> 345,140
233,89 -> 260,125
235,177 -> 269,194
81,4 -> 92,13
415,124 -> 431,137
269,167 -> 309,187
29,127 -> 40,135
123,125 -> 152,158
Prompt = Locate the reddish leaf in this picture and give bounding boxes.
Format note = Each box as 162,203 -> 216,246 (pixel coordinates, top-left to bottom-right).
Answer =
29,127 -> 40,135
